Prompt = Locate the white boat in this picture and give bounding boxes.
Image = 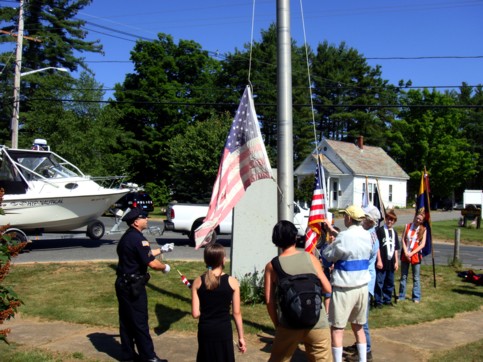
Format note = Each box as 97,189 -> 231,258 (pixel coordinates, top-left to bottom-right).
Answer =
0,142 -> 129,239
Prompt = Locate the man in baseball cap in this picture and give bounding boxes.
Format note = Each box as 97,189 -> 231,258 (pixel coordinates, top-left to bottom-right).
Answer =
363,205 -> 381,226
121,208 -> 149,225
344,204 -> 382,362
322,205 -> 372,362
341,205 -> 366,221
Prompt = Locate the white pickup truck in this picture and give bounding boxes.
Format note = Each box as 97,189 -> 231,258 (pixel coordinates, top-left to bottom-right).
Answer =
164,202 -> 310,247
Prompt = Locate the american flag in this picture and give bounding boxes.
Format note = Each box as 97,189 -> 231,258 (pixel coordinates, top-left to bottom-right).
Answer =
194,86 -> 272,249
304,165 -> 327,253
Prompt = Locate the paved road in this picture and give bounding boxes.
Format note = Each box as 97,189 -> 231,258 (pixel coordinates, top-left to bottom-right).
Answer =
12,210 -> 483,269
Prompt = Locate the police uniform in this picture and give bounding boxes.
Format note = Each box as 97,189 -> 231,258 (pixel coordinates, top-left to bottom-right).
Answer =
115,208 -> 159,362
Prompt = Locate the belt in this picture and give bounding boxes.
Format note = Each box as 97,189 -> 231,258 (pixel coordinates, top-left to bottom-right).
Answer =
117,273 -> 150,282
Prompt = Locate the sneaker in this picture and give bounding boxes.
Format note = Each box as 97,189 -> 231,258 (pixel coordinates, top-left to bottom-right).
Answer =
343,343 -> 358,355
413,300 -> 420,304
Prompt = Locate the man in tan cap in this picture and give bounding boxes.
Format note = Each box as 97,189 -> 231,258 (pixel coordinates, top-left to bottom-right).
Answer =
322,205 -> 372,362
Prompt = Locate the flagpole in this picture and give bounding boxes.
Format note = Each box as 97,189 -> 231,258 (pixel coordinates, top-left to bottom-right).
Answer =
276,0 -> 294,233
318,155 -> 329,220
425,167 -> 436,288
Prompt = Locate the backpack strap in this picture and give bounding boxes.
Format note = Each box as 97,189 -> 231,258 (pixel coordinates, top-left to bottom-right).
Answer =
271,256 -> 290,279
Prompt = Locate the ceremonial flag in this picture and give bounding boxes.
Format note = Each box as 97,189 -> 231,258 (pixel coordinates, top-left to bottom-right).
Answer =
194,86 -> 273,249
304,165 -> 327,253
374,180 -> 386,226
177,270 -> 192,289
416,169 -> 432,257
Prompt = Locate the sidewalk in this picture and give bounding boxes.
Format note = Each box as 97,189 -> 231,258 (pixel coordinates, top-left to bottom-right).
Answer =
4,306 -> 483,361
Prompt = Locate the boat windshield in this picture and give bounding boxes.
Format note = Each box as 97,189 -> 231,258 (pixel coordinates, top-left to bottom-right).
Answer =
5,150 -> 81,180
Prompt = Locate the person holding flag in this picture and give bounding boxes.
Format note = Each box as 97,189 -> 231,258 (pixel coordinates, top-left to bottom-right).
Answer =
399,212 -> 427,303
322,205 -> 372,362
304,164 -> 327,254
399,170 -> 432,303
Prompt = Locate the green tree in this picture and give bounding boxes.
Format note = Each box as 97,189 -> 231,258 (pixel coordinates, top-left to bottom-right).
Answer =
165,113 -> 232,203
0,0 -> 101,73
389,88 -> 478,203
458,83 -> 483,191
112,34 -> 221,187
311,41 -> 399,146
21,72 -> 127,177
0,0 -> 103,145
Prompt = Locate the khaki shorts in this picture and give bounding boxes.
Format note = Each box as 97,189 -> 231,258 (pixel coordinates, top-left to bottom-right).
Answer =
329,285 -> 368,328
269,325 -> 332,362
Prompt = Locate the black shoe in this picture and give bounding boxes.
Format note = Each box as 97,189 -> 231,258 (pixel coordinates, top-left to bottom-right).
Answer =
343,343 -> 357,355
384,302 -> 395,307
344,350 -> 372,362
374,303 -> 384,309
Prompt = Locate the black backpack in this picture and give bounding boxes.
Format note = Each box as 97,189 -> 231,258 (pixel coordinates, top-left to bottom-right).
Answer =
271,256 -> 323,329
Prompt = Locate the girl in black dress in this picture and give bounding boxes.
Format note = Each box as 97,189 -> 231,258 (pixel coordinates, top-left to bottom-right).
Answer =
191,243 -> 247,361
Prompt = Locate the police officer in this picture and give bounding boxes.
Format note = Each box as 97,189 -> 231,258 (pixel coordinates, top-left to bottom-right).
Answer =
115,208 -> 170,362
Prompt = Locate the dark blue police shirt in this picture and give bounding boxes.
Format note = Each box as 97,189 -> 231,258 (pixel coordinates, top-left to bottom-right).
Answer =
116,227 -> 155,276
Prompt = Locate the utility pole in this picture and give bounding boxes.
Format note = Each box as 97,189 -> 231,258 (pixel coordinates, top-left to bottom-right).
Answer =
11,0 -> 25,149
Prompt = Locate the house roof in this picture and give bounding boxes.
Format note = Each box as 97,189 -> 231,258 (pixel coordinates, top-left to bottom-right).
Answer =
295,139 -> 409,180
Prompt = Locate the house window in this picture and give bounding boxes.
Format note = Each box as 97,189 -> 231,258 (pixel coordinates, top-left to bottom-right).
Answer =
369,183 -> 374,203
389,184 -> 393,202
333,181 -> 338,201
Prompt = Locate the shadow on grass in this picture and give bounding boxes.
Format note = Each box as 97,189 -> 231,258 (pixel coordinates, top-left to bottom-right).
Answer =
87,332 -> 123,361
452,287 -> 483,298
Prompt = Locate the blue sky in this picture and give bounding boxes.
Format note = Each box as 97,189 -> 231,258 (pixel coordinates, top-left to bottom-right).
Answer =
5,0 -> 483,98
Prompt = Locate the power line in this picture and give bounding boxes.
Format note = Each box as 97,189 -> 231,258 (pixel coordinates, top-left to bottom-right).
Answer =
83,21 -> 156,42
21,97 -> 483,109
366,56 -> 483,60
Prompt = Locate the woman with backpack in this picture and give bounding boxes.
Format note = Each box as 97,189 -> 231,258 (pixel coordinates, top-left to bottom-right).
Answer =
191,243 -> 247,361
264,220 -> 332,361
399,212 -> 427,303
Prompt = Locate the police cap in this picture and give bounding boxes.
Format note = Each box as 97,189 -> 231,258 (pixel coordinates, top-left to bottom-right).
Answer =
122,208 -> 148,224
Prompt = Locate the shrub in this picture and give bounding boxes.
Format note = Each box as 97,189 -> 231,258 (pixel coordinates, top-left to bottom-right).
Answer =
0,189 -> 27,343
239,270 -> 265,305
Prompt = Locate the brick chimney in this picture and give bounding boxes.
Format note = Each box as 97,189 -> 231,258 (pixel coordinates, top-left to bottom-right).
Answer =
357,135 -> 364,149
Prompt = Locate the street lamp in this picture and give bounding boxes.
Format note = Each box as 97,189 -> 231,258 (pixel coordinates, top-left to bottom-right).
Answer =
21,67 -> 69,77
11,66 -> 69,149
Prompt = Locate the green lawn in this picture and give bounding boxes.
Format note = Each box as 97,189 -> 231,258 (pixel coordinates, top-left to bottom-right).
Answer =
1,261 -> 482,361
4,262 -> 483,333
395,219 -> 482,246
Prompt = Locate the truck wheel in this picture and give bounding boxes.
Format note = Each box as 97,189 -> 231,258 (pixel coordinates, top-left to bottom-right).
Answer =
87,220 -> 105,240
189,219 -> 217,247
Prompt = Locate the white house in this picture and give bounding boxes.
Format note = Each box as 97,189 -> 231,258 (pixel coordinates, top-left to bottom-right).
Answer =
295,137 -> 410,209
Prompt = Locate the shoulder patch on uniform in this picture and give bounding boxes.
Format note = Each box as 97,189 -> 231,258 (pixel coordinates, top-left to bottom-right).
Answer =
142,240 -> 150,247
